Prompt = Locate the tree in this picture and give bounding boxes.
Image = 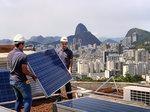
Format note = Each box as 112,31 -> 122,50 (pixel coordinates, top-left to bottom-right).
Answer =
124,73 -> 134,82
81,76 -> 93,82
114,75 -> 125,82
114,74 -> 144,82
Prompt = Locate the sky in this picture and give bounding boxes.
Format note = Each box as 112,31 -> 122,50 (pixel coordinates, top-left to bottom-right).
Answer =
0,0 -> 150,39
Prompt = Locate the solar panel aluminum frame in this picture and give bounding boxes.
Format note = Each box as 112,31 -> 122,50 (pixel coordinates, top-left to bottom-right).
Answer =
56,104 -> 85,112
27,49 -> 72,98
26,66 -> 47,97
56,97 -> 87,112
56,97 -> 150,112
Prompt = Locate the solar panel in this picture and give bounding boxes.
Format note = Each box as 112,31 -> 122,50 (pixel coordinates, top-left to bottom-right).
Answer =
57,97 -> 150,112
27,49 -> 72,97
0,69 -> 15,103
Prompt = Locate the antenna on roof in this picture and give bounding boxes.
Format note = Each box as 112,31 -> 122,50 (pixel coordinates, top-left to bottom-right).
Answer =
95,76 -> 118,92
95,76 -> 122,98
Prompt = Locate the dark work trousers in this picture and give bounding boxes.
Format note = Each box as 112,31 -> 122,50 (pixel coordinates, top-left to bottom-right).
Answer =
11,82 -> 32,112
55,82 -> 72,100
65,82 -> 73,99
55,89 -> 61,101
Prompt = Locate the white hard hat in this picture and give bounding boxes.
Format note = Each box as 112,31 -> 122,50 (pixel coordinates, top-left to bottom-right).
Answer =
13,34 -> 25,44
60,37 -> 68,42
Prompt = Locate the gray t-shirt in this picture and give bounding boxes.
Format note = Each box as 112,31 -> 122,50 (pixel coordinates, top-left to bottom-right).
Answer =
7,48 -> 28,83
56,47 -> 73,69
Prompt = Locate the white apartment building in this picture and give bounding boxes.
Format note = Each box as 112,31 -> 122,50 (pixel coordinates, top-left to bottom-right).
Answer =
106,61 -> 122,71
105,70 -> 118,78
137,62 -> 147,75
135,49 -> 149,63
146,75 -> 150,83
77,58 -> 105,75
89,61 -> 94,73
77,60 -> 89,74
123,65 -> 129,76
99,61 -> 105,71
77,60 -> 84,74
106,61 -> 115,71
123,64 -> 136,76
123,62 -> 149,76
123,86 -> 150,105
94,60 -> 99,73
123,49 -> 135,60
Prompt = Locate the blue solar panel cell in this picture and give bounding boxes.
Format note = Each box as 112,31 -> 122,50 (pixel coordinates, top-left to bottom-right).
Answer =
0,70 -> 15,103
57,97 -> 150,112
27,49 -> 72,97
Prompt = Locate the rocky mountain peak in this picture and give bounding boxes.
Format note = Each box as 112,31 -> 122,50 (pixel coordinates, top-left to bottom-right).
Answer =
75,23 -> 88,35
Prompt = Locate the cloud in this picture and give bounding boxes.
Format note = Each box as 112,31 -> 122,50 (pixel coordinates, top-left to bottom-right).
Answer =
0,0 -> 150,39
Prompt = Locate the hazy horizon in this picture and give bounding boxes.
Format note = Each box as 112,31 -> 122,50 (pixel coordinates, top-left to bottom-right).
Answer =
0,0 -> 150,39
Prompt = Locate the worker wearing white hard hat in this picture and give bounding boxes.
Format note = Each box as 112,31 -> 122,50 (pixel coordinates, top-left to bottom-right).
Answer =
7,34 -> 37,112
60,36 -> 69,50
60,36 -> 68,42
13,34 -> 25,44
55,36 -> 73,100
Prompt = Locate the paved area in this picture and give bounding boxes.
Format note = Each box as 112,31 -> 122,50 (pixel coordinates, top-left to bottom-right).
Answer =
0,106 -> 15,112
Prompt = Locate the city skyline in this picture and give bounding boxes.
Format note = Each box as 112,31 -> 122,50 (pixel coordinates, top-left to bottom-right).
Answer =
0,0 -> 150,39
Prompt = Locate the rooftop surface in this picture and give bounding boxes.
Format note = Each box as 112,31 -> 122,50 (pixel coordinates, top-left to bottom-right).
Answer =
57,96 -> 150,112
124,86 -> 150,92
0,106 -> 15,112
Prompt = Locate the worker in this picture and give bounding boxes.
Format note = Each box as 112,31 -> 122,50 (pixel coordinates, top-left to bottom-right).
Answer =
7,34 -> 37,112
55,36 -> 73,100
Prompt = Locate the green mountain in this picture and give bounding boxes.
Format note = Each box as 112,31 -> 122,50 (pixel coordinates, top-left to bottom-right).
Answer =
126,28 -> 150,44
126,28 -> 150,52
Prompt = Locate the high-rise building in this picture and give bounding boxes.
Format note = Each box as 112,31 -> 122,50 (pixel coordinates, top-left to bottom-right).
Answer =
102,51 -> 119,66
135,49 -> 149,63
106,61 -> 115,71
123,65 -> 129,76
123,49 -> 135,60
106,53 -> 120,62
77,60 -> 84,74
89,61 -> 94,73
99,60 -> 105,71
137,62 -> 148,75
123,63 -> 136,76
72,58 -> 78,76
77,59 -> 89,75
146,75 -> 150,83
94,59 -> 101,73
73,37 -> 82,50
105,70 -> 118,78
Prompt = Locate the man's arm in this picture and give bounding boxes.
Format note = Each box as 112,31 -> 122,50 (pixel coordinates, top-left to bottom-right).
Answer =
22,64 -> 37,81
69,59 -> 73,73
68,50 -> 73,73
20,54 -> 37,81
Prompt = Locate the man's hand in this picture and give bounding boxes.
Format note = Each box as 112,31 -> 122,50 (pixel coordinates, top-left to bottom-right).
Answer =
68,67 -> 72,74
31,75 -> 37,81
22,64 -> 37,81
